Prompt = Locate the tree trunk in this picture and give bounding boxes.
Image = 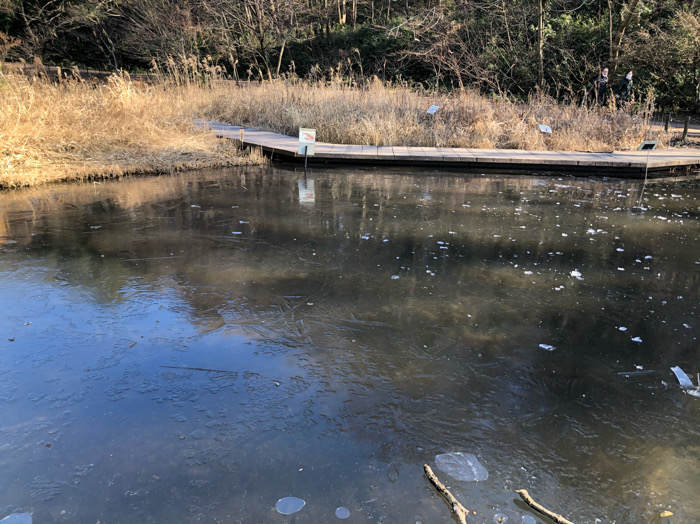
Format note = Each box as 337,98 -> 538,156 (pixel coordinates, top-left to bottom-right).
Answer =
276,38 -> 286,77
611,0 -> 640,71
538,0 -> 544,90
607,0 -> 613,65
337,0 -> 346,25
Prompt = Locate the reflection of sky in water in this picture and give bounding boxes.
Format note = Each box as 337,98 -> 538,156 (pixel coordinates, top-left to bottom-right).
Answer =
0,167 -> 698,523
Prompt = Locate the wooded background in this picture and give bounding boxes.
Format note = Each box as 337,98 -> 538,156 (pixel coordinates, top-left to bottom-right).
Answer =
1,1 -> 698,111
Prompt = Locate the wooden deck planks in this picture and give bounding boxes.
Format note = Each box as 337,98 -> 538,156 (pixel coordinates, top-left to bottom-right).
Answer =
199,120 -> 700,177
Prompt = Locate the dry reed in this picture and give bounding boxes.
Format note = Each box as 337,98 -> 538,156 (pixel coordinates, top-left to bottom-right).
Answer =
203,77 -> 667,152
2,68 -> 670,190
0,71 -> 262,189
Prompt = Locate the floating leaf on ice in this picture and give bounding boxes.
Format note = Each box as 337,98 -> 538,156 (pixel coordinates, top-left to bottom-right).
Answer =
275,497 -> 306,515
660,510 -> 674,518
435,452 -> 488,481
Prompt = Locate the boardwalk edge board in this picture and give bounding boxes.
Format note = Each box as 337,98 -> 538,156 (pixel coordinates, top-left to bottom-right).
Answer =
198,120 -> 700,179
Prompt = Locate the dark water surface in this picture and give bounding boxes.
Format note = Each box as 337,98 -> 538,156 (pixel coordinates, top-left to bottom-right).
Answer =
0,167 -> 698,523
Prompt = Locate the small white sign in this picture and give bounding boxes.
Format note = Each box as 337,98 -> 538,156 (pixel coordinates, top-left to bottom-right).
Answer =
298,127 -> 316,156
638,140 -> 657,151
538,124 -> 552,134
298,179 -> 315,204
426,105 -> 440,115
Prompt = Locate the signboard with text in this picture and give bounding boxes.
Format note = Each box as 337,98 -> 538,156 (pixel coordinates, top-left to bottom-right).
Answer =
298,128 -> 316,156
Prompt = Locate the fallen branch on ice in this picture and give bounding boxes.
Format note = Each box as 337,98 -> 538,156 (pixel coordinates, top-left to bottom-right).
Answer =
515,489 -> 574,524
423,464 -> 470,524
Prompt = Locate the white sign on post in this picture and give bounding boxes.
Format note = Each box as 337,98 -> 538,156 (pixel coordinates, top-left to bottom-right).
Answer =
426,105 -> 440,115
298,128 -> 316,156
538,124 -> 552,134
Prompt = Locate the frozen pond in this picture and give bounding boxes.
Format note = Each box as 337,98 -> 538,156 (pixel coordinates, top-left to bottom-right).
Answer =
0,167 -> 698,522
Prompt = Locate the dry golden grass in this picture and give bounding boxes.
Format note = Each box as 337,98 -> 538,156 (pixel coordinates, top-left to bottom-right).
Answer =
2,70 -> 671,190
204,77 -> 668,152
0,72 -> 263,189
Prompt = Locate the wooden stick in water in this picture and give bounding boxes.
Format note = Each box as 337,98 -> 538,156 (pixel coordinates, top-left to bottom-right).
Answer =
515,489 -> 574,524
423,464 -> 469,524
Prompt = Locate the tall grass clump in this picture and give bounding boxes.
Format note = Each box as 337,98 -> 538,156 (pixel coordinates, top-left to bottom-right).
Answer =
0,70 -> 262,189
204,76 -> 666,152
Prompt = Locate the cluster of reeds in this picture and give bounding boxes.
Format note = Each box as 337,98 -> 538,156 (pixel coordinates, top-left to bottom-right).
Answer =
204,76 -> 664,152
1,55 -> 670,189
0,69 -> 261,189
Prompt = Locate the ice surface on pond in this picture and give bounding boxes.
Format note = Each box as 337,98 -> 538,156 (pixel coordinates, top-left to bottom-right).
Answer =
335,506 -> 351,519
435,452 -> 488,481
539,344 -> 555,351
521,516 -> 537,524
0,514 -> 32,524
275,496 -> 306,515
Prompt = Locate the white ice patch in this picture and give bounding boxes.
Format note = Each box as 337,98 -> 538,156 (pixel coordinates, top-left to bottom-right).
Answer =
275,497 -> 306,515
617,326 -> 628,332
0,515 -> 32,524
539,344 -> 556,351
435,452 -> 489,481
631,336 -> 643,343
670,366 -> 694,389
570,270 -> 583,280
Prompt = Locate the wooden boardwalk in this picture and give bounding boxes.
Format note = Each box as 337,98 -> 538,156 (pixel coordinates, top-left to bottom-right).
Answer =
202,120 -> 700,178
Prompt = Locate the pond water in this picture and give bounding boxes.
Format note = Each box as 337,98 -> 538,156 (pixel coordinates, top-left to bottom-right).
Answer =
0,167 -> 698,523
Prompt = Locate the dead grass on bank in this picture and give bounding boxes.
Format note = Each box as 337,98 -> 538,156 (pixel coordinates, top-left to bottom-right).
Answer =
0,72 -> 263,189
204,78 -> 668,152
1,70 -> 671,190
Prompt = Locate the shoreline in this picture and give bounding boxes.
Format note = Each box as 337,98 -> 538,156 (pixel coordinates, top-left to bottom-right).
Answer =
3,72 -> 695,190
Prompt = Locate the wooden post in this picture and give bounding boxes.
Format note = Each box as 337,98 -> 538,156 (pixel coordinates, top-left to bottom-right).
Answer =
663,113 -> 670,132
304,145 -> 308,175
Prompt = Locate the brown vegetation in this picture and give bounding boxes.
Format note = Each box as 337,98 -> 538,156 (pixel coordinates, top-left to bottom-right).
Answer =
0,72 -> 263,189
204,77 -> 666,152
1,67 -> 672,190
